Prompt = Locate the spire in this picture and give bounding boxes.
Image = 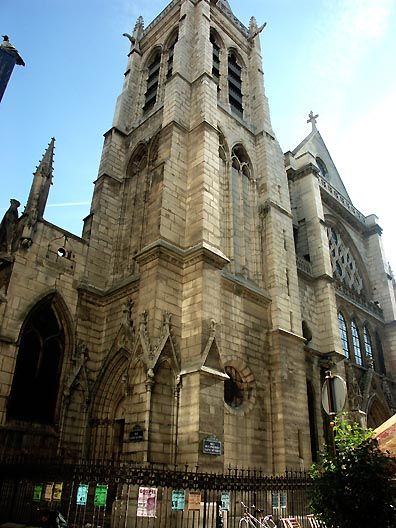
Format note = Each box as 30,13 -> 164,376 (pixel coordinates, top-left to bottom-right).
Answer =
123,16 -> 144,54
248,17 -> 267,43
25,138 -> 55,221
37,136 -> 56,178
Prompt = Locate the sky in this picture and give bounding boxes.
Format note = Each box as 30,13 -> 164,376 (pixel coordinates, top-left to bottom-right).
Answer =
1,0 -> 395,270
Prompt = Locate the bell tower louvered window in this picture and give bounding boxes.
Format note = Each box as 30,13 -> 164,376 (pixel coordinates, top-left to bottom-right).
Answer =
166,32 -> 178,78
144,50 -> 161,113
228,51 -> 243,118
210,31 -> 220,86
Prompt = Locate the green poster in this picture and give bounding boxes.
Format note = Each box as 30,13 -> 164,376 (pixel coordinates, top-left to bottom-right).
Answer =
171,489 -> 185,511
94,484 -> 108,507
33,484 -> 43,502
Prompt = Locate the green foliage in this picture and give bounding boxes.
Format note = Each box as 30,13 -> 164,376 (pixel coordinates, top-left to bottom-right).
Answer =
309,415 -> 395,528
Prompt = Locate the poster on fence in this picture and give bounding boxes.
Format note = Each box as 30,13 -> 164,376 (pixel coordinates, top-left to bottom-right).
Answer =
33,484 -> 43,502
221,492 -> 230,511
52,482 -> 63,501
94,484 -> 108,507
44,483 -> 54,501
137,486 -> 158,517
188,491 -> 201,511
171,489 -> 185,511
77,484 -> 89,506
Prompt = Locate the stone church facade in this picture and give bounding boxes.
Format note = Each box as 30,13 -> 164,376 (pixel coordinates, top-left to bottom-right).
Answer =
0,0 -> 395,473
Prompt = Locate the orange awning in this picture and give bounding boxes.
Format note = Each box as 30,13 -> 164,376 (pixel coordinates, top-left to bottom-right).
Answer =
373,413 -> 396,455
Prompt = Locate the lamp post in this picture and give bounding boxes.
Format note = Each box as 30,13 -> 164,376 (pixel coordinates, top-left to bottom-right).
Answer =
321,371 -> 347,457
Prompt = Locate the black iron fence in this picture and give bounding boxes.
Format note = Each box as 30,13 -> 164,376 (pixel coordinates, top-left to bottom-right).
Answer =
0,458 -> 314,528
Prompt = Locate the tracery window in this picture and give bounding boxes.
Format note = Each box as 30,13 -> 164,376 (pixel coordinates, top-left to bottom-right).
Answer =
143,49 -> 161,113
351,320 -> 363,366
228,51 -> 243,118
7,297 -> 65,424
338,312 -> 350,358
326,226 -> 363,294
363,326 -> 374,368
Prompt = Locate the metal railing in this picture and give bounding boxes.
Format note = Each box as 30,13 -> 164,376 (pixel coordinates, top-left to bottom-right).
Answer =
0,458 -> 315,528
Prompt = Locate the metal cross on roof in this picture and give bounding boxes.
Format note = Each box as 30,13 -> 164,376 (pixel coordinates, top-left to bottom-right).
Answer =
307,110 -> 319,131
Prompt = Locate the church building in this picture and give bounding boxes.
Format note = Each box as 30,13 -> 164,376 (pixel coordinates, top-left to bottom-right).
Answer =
0,0 -> 395,474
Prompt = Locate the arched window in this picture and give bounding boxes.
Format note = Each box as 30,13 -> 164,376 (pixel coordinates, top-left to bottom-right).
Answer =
228,51 -> 243,118
338,312 -> 349,358
210,29 -> 221,86
166,31 -> 178,78
7,297 -> 65,424
143,49 -> 161,113
230,144 -> 255,276
351,320 -> 363,366
375,332 -> 386,375
114,144 -> 149,277
363,326 -> 374,369
316,157 -> 328,178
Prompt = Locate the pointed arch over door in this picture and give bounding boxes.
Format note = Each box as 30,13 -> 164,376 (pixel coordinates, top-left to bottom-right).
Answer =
7,294 -> 69,425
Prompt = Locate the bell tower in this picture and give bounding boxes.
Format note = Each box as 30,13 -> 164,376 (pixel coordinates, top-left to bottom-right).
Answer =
81,0 -> 310,471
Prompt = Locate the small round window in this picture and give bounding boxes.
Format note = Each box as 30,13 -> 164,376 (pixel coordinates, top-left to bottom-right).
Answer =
224,366 -> 245,408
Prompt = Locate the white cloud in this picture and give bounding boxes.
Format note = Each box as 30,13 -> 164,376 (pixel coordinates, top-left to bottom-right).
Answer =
47,201 -> 90,208
307,0 -> 393,115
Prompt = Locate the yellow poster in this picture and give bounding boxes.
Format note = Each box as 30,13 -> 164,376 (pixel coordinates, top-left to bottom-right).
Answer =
52,482 -> 63,501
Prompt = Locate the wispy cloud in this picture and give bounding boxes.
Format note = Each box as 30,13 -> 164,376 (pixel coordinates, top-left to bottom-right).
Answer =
47,201 -> 90,208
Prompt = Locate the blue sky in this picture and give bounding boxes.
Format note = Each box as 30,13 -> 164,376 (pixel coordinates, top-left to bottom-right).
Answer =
1,0 -> 395,269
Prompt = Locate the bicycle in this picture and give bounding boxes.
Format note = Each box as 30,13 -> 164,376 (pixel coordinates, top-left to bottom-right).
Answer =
239,502 -> 277,528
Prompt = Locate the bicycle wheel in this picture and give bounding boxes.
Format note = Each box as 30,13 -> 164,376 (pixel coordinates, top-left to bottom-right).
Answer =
239,518 -> 251,528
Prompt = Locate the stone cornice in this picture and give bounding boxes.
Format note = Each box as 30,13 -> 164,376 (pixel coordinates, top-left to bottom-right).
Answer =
103,126 -> 128,140
0,334 -> 16,344
335,282 -> 384,321
286,163 -> 319,182
221,270 -> 271,306
77,273 -> 139,303
258,199 -> 292,220
365,223 -> 383,236
93,172 -> 123,185
270,327 -> 306,343
135,238 -> 230,271
41,219 -> 87,245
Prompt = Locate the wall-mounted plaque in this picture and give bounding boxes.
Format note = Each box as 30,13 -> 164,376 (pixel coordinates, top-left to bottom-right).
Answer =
129,424 -> 144,442
202,436 -> 222,455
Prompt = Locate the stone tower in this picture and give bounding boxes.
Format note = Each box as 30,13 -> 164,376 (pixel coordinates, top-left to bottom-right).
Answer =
1,0 -> 395,474
77,0 -> 310,472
